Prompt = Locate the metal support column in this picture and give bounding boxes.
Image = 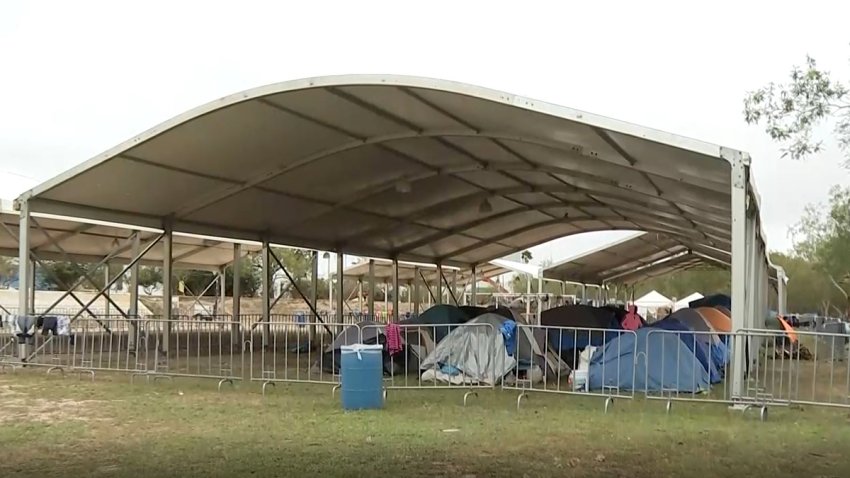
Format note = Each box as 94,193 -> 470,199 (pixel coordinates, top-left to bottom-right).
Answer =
261,239 -> 271,348
16,198 -> 30,316
537,275 -> 544,323
413,266 -> 421,315
392,259 -> 400,322
729,150 -> 748,401
104,263 -> 110,317
526,273 -> 531,319
406,281 -> 412,314
218,267 -> 226,317
162,219 -> 173,354
451,270 -> 458,305
336,252 -> 344,322
311,250 -> 319,342
776,266 -> 787,316
357,279 -> 363,314
368,259 -> 375,319
470,265 -> 477,306
232,243 -> 242,345
383,282 -> 388,319
128,232 -> 140,351
436,264 -> 443,305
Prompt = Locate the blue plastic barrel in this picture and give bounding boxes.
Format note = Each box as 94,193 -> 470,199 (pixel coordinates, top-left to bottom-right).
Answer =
340,344 -> 384,410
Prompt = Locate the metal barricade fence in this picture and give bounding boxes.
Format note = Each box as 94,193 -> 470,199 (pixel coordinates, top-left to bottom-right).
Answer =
641,329 -> 736,412
502,325 -> 637,411
249,320 -> 355,395
737,328 -> 850,410
0,315 -> 245,388
359,322 -> 498,404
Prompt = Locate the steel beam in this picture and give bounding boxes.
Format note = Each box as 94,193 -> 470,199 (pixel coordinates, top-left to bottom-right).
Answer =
336,252 -> 344,322
470,265 -> 477,306
413,266 -> 420,315
368,259 -> 375,319
436,264 -> 443,305
162,220 -> 173,353
232,243 -> 242,344
311,250 -> 319,342
262,239 -> 271,347
392,258 -> 400,322
728,150 -> 748,401
17,199 -> 30,314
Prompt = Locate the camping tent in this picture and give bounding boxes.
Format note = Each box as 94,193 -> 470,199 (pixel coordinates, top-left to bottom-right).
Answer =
587,327 -> 710,393
673,292 -> 703,311
634,290 -> 673,319
420,313 -> 561,385
420,313 -> 517,385
689,294 -> 731,310
399,304 -> 470,343
540,305 -> 622,365
696,307 -> 732,333
649,317 -> 722,383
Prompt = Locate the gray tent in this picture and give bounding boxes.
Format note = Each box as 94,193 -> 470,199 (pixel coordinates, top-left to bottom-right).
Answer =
420,313 -> 567,385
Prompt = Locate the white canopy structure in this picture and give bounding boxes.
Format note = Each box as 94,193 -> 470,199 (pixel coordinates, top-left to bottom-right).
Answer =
13,74 -> 778,398
674,292 -> 704,311
634,290 -> 673,319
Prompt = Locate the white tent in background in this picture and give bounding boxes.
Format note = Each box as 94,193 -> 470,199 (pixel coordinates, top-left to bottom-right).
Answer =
673,292 -> 704,311
633,290 -> 673,320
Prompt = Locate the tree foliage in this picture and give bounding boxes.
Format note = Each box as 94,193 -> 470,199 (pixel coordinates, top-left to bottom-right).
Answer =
0,256 -> 16,287
791,185 -> 850,316
744,55 -> 850,166
633,267 -> 731,301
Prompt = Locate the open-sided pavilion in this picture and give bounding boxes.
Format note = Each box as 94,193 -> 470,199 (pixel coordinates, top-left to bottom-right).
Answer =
13,74 -> 780,398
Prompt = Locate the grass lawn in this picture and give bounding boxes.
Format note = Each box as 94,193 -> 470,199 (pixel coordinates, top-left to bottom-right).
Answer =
1,371 -> 849,477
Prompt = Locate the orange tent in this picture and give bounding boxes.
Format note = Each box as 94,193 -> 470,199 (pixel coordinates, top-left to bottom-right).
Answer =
715,305 -> 731,318
777,316 -> 798,343
696,307 -> 732,333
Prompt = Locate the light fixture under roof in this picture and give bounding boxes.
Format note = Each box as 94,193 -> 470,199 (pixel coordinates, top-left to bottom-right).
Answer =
478,197 -> 493,214
394,179 -> 412,194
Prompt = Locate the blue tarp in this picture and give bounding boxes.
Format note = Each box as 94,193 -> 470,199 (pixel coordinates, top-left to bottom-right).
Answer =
587,327 -> 710,393
649,319 -> 722,383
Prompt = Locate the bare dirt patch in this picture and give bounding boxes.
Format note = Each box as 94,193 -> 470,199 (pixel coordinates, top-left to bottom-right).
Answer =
0,379 -> 117,424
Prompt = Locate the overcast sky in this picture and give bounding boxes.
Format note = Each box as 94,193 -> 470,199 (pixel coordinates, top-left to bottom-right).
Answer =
2,0 -> 849,269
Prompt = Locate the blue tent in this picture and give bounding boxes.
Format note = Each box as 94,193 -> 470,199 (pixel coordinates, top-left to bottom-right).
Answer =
587,327 -> 710,393
649,318 -> 722,383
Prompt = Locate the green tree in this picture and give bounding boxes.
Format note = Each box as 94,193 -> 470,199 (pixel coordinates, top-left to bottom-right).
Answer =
39,261 -> 88,290
744,54 -> 850,166
633,267 -> 730,301
769,252 -> 839,314
520,250 -> 533,264
792,186 -> 850,316
0,256 -> 16,286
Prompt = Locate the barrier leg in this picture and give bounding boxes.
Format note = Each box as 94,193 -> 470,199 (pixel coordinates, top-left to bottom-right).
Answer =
332,385 -> 340,397
75,370 -> 95,382
46,366 -> 65,378
463,390 -> 478,407
217,378 -> 235,392
604,397 -> 615,414
516,391 -> 529,411
262,381 -> 275,396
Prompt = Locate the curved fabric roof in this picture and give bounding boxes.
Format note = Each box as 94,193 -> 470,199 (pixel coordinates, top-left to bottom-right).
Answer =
1,199 -> 259,271
342,257 -> 537,283
17,75 -> 760,267
542,231 -> 777,285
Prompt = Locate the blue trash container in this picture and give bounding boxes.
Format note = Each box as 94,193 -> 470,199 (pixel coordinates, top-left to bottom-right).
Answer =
340,344 -> 384,410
